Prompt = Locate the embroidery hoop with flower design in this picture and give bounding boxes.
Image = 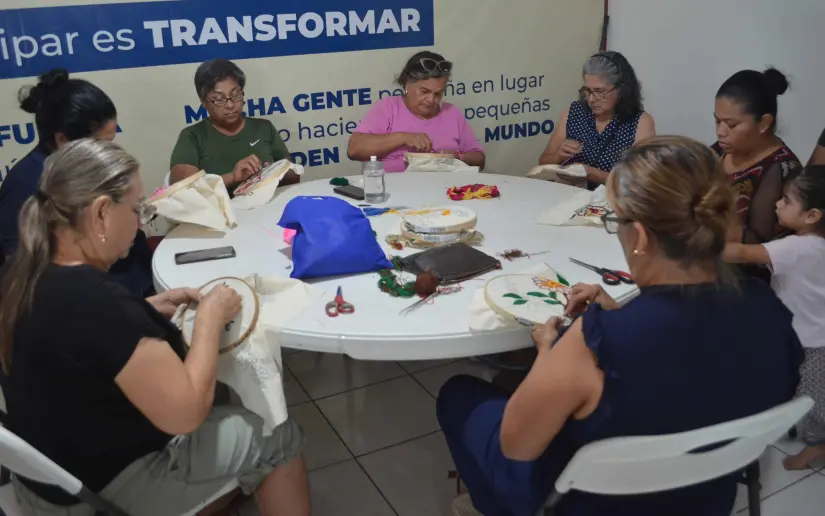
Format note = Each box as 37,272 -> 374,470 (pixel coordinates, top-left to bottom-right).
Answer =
483,272 -> 573,326
176,276 -> 260,355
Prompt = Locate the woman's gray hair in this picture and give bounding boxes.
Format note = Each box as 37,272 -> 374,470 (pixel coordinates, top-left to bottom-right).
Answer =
580,51 -> 644,120
194,58 -> 246,99
583,54 -> 622,87
0,139 -> 139,372
395,51 -> 452,88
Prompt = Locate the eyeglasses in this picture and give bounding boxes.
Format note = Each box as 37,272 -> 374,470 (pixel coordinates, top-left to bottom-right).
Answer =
419,58 -> 453,74
601,210 -> 633,234
208,91 -> 245,107
579,86 -> 617,101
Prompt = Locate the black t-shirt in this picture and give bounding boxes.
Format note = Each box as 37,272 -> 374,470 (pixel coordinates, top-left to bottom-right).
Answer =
5,264 -> 187,504
819,126 -> 825,147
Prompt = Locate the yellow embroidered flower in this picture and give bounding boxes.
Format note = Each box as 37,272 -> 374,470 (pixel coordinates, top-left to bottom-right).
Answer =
533,277 -> 565,290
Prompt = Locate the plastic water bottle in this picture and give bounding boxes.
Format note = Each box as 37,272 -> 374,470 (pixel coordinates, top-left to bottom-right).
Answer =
363,156 -> 386,203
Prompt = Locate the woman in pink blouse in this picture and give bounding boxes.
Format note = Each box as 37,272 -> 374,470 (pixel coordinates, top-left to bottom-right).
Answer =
347,51 -> 485,172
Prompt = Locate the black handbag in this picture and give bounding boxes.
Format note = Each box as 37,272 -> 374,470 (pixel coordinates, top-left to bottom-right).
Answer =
397,243 -> 501,284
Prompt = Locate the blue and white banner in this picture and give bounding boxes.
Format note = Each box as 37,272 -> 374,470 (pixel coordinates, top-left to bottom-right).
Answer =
0,0 -> 603,189
0,0 -> 433,78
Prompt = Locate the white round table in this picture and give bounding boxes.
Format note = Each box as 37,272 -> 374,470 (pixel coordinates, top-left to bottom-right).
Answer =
152,173 -> 638,360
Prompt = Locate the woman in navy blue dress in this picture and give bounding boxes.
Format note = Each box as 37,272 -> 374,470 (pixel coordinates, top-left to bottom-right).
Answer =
440,136 -> 803,516
539,51 -> 655,190
0,69 -> 154,296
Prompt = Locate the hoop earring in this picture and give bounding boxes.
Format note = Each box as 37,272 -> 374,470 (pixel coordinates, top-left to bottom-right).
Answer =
404,89 -> 408,96
633,249 -> 644,256
99,234 -> 107,243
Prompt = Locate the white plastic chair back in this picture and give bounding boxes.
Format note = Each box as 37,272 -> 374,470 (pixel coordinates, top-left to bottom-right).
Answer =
163,171 -> 171,187
0,423 -> 237,516
555,396 -> 813,497
0,425 -> 81,497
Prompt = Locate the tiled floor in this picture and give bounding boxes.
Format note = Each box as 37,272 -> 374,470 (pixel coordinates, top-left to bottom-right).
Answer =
240,353 -> 494,516
249,351 -> 825,515
1,350 -> 823,515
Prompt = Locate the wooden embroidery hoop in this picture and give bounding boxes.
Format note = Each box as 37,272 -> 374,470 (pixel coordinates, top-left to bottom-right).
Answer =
402,206 -> 477,234
149,170 -> 206,202
483,273 -> 570,326
178,276 -> 260,355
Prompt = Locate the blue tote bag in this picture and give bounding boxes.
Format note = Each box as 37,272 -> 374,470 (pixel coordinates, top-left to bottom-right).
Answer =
277,196 -> 392,279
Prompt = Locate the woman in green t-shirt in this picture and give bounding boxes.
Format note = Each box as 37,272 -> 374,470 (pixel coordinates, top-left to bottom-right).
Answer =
169,59 -> 300,190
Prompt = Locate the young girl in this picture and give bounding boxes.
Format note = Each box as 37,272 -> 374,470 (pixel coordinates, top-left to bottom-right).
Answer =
724,165 -> 825,470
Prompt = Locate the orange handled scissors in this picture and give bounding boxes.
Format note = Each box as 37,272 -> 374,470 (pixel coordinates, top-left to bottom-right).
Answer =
325,286 -> 355,317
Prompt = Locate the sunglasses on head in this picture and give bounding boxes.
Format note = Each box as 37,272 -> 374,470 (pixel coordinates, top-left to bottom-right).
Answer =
419,58 -> 453,74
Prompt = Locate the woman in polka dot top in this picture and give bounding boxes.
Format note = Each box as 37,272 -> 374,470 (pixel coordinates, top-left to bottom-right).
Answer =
539,51 -> 655,190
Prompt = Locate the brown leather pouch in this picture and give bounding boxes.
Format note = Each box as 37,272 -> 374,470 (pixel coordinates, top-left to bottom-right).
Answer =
398,243 -> 501,284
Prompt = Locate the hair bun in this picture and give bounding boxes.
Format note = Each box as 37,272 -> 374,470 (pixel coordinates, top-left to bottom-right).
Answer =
762,67 -> 789,96
18,68 -> 70,114
684,181 -> 734,258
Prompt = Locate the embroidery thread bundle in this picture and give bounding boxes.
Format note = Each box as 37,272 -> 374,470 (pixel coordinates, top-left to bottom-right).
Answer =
496,249 -> 551,261
447,184 -> 500,201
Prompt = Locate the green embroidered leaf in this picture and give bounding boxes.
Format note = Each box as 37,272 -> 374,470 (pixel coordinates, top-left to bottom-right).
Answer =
557,274 -> 570,287
503,293 -> 523,299
526,291 -> 548,298
513,300 -> 528,305
544,300 -> 562,305
549,292 -> 558,299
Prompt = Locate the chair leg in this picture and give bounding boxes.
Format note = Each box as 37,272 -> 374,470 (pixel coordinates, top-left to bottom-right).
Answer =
746,461 -> 762,516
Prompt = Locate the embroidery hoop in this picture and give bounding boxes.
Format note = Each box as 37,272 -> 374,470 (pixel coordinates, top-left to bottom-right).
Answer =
233,160 -> 292,197
402,206 -> 477,234
148,170 -> 206,202
400,225 -> 476,244
483,273 -> 571,326
177,276 -> 260,355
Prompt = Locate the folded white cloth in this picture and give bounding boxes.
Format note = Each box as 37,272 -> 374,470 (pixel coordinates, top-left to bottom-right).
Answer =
217,274 -> 320,434
536,185 -> 610,227
527,163 -> 587,181
405,153 -> 479,173
231,160 -> 305,211
148,171 -> 236,231
468,262 -> 558,331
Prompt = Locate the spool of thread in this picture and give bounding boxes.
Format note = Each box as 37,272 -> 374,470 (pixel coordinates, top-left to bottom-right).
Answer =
414,270 -> 440,297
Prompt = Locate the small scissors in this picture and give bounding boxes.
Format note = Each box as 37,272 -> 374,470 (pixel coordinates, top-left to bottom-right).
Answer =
569,258 -> 634,286
325,286 -> 355,317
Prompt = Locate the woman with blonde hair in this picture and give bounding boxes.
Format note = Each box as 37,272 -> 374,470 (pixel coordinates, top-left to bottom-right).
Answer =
0,139 -> 310,516
439,136 -> 802,516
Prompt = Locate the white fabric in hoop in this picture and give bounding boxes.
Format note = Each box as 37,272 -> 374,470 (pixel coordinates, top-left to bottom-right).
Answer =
483,270 -> 572,326
468,263 -> 568,331
175,274 -> 320,435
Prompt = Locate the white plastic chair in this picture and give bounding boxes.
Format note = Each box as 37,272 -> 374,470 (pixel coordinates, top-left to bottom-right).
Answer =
0,425 -> 238,516
163,171 -> 171,188
544,396 -> 814,516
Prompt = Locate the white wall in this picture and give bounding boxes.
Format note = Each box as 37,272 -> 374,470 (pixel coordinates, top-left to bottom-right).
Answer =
608,0 -> 825,162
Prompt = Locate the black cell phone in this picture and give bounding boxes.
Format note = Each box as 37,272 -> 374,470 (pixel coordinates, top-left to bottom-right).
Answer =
333,185 -> 365,201
175,246 -> 236,265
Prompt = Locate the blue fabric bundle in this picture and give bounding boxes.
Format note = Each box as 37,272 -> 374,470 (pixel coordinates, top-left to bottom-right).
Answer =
277,196 -> 392,279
